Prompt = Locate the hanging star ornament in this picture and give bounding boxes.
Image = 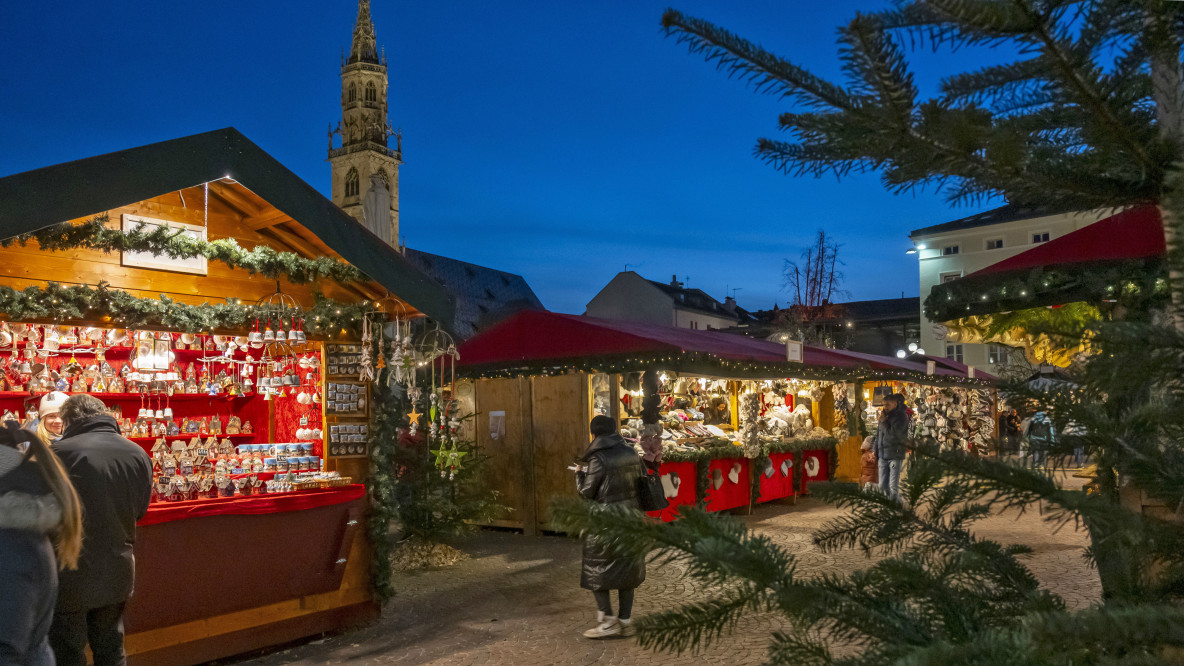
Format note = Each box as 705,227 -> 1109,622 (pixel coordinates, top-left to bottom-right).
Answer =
406,408 -> 422,426
445,443 -> 467,472
430,444 -> 451,470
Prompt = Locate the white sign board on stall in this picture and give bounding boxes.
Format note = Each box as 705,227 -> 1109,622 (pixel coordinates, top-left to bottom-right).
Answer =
926,360 -> 936,376
121,214 -> 208,275
785,340 -> 804,363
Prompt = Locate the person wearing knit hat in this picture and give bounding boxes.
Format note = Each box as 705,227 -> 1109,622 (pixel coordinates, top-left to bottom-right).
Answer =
36,392 -> 68,445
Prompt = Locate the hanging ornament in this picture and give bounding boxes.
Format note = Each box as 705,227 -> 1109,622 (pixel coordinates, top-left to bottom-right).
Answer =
359,315 -> 375,382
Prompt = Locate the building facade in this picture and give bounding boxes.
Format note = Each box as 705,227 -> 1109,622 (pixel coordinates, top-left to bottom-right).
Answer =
328,0 -> 401,245
910,206 -> 1111,371
584,272 -> 748,330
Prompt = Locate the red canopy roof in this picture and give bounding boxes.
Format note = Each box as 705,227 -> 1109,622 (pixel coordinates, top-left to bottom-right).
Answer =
455,311 -> 988,381
970,205 -> 1164,278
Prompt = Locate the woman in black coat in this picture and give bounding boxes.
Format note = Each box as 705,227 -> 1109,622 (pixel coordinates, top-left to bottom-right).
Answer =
0,423 -> 83,665
575,415 -> 646,639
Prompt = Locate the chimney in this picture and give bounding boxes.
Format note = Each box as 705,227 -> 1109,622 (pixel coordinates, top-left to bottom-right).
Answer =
670,274 -> 683,288
723,296 -> 737,314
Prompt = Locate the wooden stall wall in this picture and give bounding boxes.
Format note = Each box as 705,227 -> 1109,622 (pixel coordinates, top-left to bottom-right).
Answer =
0,187 -> 380,313
474,377 -> 533,531
529,374 -> 589,532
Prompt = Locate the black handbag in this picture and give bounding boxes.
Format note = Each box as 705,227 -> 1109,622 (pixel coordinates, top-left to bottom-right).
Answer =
636,461 -> 669,512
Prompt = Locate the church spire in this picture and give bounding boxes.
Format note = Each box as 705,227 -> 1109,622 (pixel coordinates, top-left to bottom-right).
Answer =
349,0 -> 379,64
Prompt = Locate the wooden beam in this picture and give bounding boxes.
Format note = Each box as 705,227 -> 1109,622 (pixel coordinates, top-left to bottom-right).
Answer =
259,225 -> 382,302
244,210 -> 292,231
209,182 -> 264,218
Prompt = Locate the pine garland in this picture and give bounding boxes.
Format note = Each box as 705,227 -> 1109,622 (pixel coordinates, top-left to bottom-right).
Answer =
0,281 -> 366,335
2,215 -> 368,285
365,361 -> 404,602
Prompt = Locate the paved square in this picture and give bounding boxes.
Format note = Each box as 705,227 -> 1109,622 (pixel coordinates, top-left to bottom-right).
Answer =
231,478 -> 1099,665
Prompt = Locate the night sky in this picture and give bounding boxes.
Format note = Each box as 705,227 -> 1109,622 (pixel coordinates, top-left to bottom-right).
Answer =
0,1 -> 998,314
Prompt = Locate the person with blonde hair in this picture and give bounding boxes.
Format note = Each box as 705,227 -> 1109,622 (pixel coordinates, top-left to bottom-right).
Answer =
0,421 -> 83,665
36,391 -> 68,445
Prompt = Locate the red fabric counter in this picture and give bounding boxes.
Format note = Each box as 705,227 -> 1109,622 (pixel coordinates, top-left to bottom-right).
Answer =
757,451 -> 795,503
138,484 -> 365,526
647,461 -> 696,523
704,457 -> 750,513
799,449 -> 830,494
125,485 -> 366,634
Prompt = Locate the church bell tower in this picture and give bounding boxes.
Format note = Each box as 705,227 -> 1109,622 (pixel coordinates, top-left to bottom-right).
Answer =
328,0 -> 401,245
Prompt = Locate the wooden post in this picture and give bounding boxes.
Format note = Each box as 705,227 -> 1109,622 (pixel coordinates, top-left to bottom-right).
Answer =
519,376 -> 538,536
729,381 -> 739,430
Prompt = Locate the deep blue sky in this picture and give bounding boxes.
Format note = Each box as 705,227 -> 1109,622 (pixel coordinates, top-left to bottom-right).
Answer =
0,1 -> 996,314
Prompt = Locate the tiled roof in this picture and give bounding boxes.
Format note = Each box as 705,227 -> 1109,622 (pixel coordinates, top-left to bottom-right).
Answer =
645,279 -> 749,321
402,249 -> 545,339
910,204 -> 1077,238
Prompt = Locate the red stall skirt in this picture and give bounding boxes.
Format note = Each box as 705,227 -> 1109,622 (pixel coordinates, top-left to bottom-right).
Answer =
756,451 -> 795,503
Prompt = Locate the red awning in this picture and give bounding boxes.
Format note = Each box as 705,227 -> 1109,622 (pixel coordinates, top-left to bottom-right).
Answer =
454,311 -> 988,381
969,205 -> 1164,278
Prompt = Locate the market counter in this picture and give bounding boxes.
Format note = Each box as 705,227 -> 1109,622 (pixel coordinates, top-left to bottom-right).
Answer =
124,485 -> 376,666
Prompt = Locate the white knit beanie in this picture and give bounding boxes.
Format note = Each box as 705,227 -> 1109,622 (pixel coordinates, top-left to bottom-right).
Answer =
39,391 -> 69,417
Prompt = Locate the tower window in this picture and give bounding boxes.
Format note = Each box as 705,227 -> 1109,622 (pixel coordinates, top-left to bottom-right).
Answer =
365,81 -> 377,102
345,168 -> 360,197
347,83 -> 357,103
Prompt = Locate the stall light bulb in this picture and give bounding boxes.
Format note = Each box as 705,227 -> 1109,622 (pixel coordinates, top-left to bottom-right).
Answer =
908,342 -> 918,353
896,350 -> 907,359
916,348 -> 925,356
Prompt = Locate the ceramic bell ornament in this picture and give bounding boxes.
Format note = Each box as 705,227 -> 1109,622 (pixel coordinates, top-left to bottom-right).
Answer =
249,319 -> 263,346
262,320 -> 275,343
295,320 -> 307,345
287,317 -> 300,343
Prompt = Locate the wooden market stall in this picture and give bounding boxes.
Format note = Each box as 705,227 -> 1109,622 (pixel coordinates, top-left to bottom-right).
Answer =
451,311 -> 993,534
0,129 -> 455,666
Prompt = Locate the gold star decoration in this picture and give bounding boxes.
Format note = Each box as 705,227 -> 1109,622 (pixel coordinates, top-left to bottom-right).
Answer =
407,408 -> 422,426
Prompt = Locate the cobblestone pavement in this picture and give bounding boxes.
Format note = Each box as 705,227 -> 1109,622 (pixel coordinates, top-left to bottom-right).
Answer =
232,474 -> 1099,666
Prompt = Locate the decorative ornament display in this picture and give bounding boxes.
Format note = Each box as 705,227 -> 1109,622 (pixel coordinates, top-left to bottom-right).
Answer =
739,392 -> 761,458
359,316 -> 376,382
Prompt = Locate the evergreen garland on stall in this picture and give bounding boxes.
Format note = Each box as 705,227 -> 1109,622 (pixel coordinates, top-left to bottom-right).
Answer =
365,362 -> 405,602
2,215 -> 368,285
0,281 -> 366,336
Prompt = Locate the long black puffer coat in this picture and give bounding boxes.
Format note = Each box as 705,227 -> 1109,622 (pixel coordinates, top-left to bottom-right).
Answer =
0,440 -> 61,666
576,434 -> 646,591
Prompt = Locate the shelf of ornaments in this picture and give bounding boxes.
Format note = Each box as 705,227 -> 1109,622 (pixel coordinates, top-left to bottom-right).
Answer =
8,346 -> 254,358
126,434 -> 258,445
0,391 -> 258,401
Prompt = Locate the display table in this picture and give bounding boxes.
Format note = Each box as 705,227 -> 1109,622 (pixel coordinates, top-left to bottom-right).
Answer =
756,451 -> 795,503
124,485 -> 375,666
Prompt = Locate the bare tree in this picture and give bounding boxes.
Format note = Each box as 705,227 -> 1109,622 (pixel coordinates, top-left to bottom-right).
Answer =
784,230 -> 845,308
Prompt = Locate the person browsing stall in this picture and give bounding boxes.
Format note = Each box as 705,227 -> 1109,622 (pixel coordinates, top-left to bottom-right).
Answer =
0,422 -> 83,666
873,393 -> 909,503
574,415 -> 646,639
36,391 -> 68,445
48,394 -> 152,666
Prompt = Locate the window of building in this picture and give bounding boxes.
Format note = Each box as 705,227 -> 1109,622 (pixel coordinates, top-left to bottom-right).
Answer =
945,344 -> 964,363
365,81 -> 377,102
344,168 -> 360,197
1032,231 -> 1050,243
987,344 -> 1009,365
942,245 -> 959,255
347,83 -> 357,103
940,272 -> 962,284
689,321 -> 699,330
986,238 -> 1004,250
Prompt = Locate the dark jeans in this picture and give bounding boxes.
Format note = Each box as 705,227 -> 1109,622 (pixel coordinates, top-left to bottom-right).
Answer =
592,589 -> 635,620
48,602 -> 127,666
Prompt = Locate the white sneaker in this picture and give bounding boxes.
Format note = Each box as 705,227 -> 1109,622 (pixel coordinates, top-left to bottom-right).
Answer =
583,614 -> 620,639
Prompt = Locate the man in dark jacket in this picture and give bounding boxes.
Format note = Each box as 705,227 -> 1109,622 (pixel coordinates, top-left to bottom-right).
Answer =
575,415 -> 645,639
48,394 -> 152,666
874,393 -> 909,503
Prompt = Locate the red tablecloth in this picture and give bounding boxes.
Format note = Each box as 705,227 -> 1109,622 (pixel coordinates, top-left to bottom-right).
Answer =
757,451 -> 795,502
799,449 -> 830,494
647,461 -> 696,523
704,458 -> 750,513
138,485 -> 366,526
